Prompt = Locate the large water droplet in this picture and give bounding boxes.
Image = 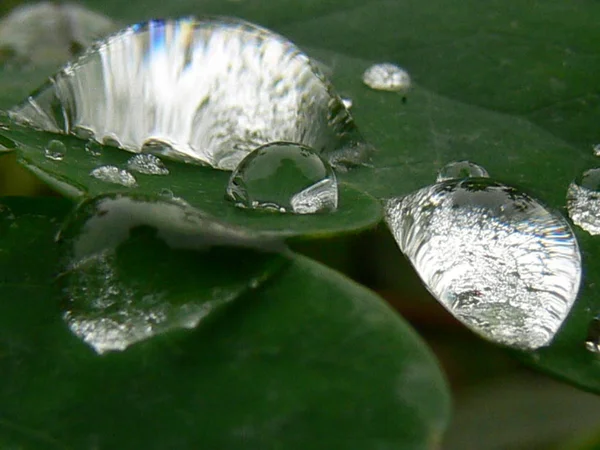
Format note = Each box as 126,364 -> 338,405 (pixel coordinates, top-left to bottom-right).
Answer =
126,154 -> 169,175
567,168 -> 600,235
385,178 -> 582,349
436,161 -> 489,182
585,316 -> 600,353
362,63 -> 411,92
9,17 -> 368,170
90,165 -> 137,187
44,139 -> 67,161
57,194 -> 286,353
0,3 -> 116,65
226,142 -> 338,214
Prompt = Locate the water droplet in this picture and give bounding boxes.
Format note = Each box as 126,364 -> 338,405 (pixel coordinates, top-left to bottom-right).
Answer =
44,139 -> 66,161
226,143 -> 338,214
585,316 -> 600,353
362,63 -> 411,92
84,140 -> 102,156
90,166 -> 137,187
126,154 -> 169,175
9,18 -> 368,170
567,168 -> 600,235
159,188 -> 174,199
56,194 -> 285,353
593,144 -> 600,157
436,160 -> 489,182
0,3 -> 116,66
385,178 -> 582,349
342,97 -> 353,109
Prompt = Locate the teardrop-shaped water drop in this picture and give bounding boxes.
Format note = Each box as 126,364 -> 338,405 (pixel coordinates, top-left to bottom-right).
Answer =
585,316 -> 600,353
362,63 -> 411,92
90,165 -> 137,187
9,17 -> 369,170
57,194 -> 286,353
567,168 -> 600,235
226,142 -> 338,214
126,154 -> 169,175
385,178 -> 582,349
436,160 -> 489,182
44,139 -> 67,161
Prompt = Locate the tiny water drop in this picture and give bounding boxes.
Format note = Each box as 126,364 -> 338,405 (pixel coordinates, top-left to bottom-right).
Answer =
126,154 -> 169,175
436,160 -> 489,182
90,165 -> 137,187
84,140 -> 102,156
362,63 -> 411,92
342,97 -> 353,109
44,139 -> 66,161
566,168 -> 600,235
226,142 -> 338,214
57,194 -> 286,353
385,178 -> 582,349
585,316 -> 600,353
593,144 -> 600,157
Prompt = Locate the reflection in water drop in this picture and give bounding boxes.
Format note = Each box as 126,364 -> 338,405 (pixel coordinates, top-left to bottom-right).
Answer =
567,168 -> 600,235
126,154 -> 169,175
10,17 -> 368,170
57,194 -> 286,353
585,316 -> 600,353
593,144 -> 600,157
90,165 -> 137,187
226,142 -> 338,214
44,139 -> 67,161
385,178 -> 582,349
436,160 -> 489,182
362,63 -> 411,92
0,2 -> 116,65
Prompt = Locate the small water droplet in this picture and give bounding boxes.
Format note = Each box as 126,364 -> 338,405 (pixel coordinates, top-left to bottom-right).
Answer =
44,139 -> 67,161
362,63 -> 411,92
159,188 -> 174,199
226,142 -> 338,214
585,316 -> 600,353
342,97 -> 353,109
567,168 -> 600,235
73,126 -> 94,140
8,18 -> 369,170
593,144 -> 600,157
56,194 -> 285,353
385,178 -> 582,349
90,166 -> 137,187
126,154 -> 169,175
84,140 -> 102,156
436,161 -> 489,182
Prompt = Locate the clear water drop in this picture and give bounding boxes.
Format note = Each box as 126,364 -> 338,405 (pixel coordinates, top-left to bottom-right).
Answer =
0,2 -> 116,65
226,142 -> 338,214
44,139 -> 66,161
9,17 -> 368,170
566,168 -> 600,235
585,316 -> 600,353
57,194 -> 286,353
90,165 -> 137,187
385,178 -> 582,349
126,154 -> 169,175
342,97 -> 353,109
593,144 -> 600,157
362,63 -> 411,92
436,160 -> 489,182
84,139 -> 102,156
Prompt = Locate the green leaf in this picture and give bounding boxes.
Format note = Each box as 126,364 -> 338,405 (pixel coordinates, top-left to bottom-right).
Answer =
0,197 -> 450,449
2,126 -> 382,239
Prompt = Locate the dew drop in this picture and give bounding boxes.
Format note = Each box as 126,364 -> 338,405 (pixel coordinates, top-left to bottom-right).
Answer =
84,139 -> 102,156
593,144 -> 600,157
56,194 -> 286,353
90,165 -> 137,187
362,63 -> 411,92
585,316 -> 600,353
126,154 -> 169,175
385,178 -> 582,349
9,17 -> 369,170
44,139 -> 66,161
436,160 -> 489,182
566,168 -> 600,235
226,142 -> 338,214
